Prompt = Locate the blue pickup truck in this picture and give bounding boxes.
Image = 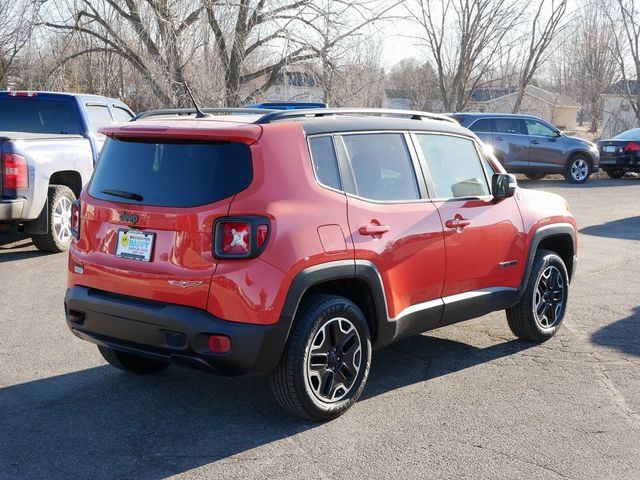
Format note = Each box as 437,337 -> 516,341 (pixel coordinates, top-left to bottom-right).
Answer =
0,91 -> 134,252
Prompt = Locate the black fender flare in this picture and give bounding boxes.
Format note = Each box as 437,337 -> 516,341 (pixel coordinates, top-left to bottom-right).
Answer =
513,223 -> 577,305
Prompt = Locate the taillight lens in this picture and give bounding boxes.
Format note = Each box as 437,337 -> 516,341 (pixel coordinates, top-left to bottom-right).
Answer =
8,91 -> 37,97
624,142 -> 640,152
3,153 -> 28,190
71,200 -> 81,240
214,216 -> 270,259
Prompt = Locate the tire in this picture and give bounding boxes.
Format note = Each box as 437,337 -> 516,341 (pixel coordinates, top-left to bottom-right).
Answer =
563,155 -> 591,184
525,173 -> 545,180
32,185 -> 76,253
270,294 -> 372,421
98,345 -> 170,374
506,249 -> 569,342
606,169 -> 625,179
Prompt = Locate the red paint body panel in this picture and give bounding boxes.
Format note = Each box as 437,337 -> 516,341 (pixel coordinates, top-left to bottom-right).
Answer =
346,197 -> 445,318
435,196 -> 525,296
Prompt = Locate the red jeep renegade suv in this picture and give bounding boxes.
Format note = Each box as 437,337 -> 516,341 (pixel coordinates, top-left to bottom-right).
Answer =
64,108 -> 578,421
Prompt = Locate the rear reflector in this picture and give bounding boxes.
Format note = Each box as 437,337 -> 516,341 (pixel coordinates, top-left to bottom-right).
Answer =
208,335 -> 231,353
3,153 -> 28,189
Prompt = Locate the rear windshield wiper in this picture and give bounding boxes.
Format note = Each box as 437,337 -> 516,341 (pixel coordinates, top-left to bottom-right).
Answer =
100,189 -> 144,202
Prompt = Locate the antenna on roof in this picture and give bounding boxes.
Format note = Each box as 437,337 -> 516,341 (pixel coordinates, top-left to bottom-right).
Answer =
183,83 -> 210,119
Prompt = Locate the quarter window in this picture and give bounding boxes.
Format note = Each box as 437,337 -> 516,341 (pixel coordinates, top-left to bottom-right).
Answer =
342,133 -> 420,201
416,134 -> 490,199
309,136 -> 342,190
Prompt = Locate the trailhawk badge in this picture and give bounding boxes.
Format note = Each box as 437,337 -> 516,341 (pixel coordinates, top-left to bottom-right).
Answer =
168,280 -> 204,288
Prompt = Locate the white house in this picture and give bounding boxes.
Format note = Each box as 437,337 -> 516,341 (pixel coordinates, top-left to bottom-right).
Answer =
465,85 -> 580,130
601,80 -> 639,138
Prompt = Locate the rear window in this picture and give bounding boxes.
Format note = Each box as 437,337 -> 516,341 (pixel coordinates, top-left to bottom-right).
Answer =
89,138 -> 252,207
0,98 -> 80,134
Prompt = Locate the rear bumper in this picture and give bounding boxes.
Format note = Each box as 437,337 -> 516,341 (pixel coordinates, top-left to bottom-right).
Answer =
599,155 -> 640,171
64,286 -> 289,376
0,198 -> 26,221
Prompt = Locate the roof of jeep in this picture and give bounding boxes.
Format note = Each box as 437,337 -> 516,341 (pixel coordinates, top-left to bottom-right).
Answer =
101,110 -> 473,141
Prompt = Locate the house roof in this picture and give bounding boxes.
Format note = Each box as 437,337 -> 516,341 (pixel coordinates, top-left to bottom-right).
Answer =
603,80 -> 639,96
469,85 -> 579,108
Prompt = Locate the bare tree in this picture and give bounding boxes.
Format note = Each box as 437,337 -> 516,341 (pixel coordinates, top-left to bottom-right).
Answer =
0,0 -> 39,88
386,58 -> 440,111
408,0 -> 526,112
511,0 -> 568,113
605,0 -> 640,124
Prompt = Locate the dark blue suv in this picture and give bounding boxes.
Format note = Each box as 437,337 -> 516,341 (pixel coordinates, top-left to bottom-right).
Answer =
451,113 -> 599,184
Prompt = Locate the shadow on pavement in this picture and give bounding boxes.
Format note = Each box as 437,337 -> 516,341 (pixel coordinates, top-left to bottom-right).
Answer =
591,306 -> 640,357
519,177 -> 639,189
0,334 -> 533,479
579,216 -> 640,241
0,233 -> 48,263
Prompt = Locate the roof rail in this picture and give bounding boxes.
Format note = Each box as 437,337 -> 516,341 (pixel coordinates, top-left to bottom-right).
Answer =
254,108 -> 458,125
134,107 -> 277,120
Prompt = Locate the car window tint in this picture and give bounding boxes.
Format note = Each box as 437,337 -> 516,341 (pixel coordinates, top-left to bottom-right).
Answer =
526,119 -> 556,137
86,105 -> 113,136
113,106 -> 133,123
0,98 -> 80,134
416,134 -> 490,199
309,136 -> 342,190
469,118 -> 493,133
342,133 -> 419,201
494,118 -> 525,135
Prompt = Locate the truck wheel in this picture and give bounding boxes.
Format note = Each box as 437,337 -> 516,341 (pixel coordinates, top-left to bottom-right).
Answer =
98,345 -> 169,374
563,155 -> 591,184
270,294 -> 371,421
506,249 -> 569,342
525,173 -> 545,180
32,185 -> 76,253
606,169 -> 625,179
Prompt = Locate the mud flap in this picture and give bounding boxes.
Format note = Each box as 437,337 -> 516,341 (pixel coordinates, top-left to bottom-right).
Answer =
21,197 -> 48,234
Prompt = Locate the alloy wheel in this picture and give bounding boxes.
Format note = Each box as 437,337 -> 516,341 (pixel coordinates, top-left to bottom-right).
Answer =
53,196 -> 73,244
570,158 -> 589,182
534,265 -> 565,328
305,317 -> 362,403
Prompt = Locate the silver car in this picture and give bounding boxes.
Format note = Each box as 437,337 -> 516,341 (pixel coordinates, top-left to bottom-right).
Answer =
451,113 -> 599,184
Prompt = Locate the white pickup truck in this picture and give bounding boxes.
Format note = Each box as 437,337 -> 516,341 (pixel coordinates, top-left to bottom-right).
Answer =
0,91 -> 133,251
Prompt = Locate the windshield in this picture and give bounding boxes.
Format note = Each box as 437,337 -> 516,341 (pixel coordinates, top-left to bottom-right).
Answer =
89,138 -> 252,207
0,98 -> 81,134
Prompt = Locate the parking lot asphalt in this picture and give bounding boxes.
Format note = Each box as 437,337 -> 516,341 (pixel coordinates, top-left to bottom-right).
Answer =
1,177 -> 639,480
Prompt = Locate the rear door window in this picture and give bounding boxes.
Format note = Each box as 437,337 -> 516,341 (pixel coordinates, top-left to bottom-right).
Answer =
341,133 -> 420,201
0,98 -> 80,134
469,118 -> 494,133
86,104 -> 113,136
494,118 -> 526,135
89,138 -> 252,207
416,134 -> 490,199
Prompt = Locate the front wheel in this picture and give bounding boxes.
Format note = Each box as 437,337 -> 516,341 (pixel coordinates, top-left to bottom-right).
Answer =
606,169 -> 625,179
506,249 -> 569,342
564,155 -> 591,184
270,294 -> 371,421
32,185 -> 76,253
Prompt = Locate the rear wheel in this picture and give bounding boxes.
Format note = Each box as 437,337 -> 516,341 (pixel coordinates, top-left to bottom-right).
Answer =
98,345 -> 169,374
270,294 -> 371,421
525,173 -> 546,180
564,155 -> 591,184
32,185 -> 75,253
606,169 -> 625,179
506,249 -> 569,342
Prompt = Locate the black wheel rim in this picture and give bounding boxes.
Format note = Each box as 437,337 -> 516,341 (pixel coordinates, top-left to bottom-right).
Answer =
305,317 -> 362,403
534,265 -> 565,328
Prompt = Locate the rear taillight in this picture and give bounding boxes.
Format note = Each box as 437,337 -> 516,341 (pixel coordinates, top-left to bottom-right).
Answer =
624,142 -> 640,152
3,153 -> 28,190
213,216 -> 271,259
71,200 -> 81,240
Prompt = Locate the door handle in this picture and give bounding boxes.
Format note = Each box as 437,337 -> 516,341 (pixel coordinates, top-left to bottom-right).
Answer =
359,224 -> 390,236
531,139 -> 540,145
445,214 -> 471,230
495,136 -> 503,141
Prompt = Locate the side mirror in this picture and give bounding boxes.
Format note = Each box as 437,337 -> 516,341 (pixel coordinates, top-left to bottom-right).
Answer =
492,173 -> 517,199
